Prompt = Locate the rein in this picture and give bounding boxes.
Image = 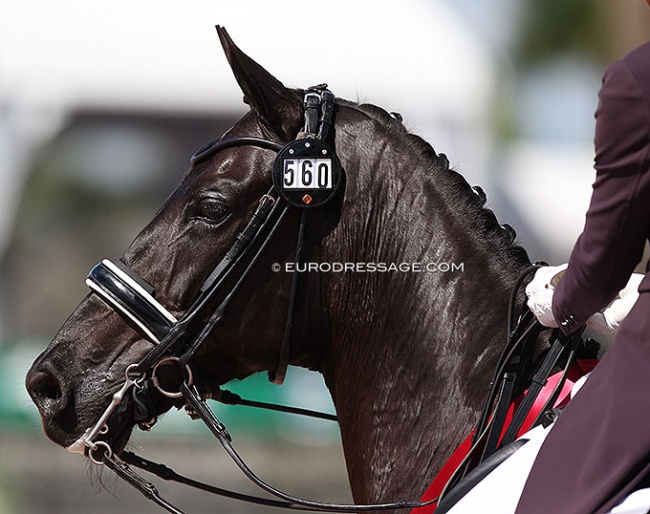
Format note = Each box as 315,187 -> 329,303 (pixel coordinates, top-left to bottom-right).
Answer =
430,266 -> 592,512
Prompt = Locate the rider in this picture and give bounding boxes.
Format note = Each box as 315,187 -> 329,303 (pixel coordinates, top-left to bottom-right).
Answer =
518,3 -> 650,513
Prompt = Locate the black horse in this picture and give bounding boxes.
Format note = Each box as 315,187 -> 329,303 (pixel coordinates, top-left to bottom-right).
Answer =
25,27 -> 533,508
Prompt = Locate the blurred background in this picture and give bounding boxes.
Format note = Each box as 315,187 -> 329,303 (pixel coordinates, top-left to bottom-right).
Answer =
1,0 -> 649,512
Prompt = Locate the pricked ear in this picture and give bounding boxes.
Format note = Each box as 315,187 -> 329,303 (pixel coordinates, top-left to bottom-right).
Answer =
217,26 -> 303,141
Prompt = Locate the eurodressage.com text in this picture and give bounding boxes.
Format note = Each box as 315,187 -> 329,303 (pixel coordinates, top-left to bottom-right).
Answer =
273,262 -> 464,273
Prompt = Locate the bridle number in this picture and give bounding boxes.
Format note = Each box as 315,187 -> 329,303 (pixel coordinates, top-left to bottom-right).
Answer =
283,158 -> 332,189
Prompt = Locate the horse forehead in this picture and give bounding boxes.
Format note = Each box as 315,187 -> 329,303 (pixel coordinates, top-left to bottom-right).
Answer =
192,130 -> 278,184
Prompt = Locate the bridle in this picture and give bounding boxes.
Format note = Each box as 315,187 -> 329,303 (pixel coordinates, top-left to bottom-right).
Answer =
66,86 -> 439,513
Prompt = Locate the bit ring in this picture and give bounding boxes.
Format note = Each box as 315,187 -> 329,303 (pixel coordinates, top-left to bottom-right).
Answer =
89,440 -> 113,465
151,357 -> 193,398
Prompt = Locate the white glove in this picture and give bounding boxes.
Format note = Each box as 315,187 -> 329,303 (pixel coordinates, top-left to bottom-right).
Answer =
525,264 -> 568,328
586,273 -> 643,334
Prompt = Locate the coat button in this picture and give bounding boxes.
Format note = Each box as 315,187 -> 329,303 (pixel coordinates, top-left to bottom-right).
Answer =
560,315 -> 576,329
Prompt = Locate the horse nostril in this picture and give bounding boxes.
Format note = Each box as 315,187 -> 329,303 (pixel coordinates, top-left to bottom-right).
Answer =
26,369 -> 64,407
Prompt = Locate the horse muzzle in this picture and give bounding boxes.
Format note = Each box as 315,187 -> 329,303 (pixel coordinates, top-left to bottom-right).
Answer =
25,361 -> 78,447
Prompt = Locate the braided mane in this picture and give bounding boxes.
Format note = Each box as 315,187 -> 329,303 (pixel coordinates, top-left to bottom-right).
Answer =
341,99 -> 531,267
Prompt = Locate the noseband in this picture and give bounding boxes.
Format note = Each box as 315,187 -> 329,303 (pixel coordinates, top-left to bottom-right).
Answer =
68,87 -> 439,513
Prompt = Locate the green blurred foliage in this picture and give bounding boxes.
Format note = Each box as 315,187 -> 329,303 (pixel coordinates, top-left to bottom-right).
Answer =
515,0 -> 606,67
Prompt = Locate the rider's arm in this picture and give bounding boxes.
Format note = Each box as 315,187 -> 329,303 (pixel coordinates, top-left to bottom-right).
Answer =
552,50 -> 650,335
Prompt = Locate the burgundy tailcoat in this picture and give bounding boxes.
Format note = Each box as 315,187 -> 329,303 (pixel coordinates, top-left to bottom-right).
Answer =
515,42 -> 650,514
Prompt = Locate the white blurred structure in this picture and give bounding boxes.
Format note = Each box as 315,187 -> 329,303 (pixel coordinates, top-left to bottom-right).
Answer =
1,1 -> 495,127
0,0 -> 498,252
1,0 -> 601,293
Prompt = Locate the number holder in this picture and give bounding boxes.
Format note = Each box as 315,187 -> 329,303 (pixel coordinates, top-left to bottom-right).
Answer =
272,138 -> 342,208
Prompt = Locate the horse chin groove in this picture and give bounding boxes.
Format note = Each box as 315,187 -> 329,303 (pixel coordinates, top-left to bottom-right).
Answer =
108,425 -> 136,458
42,419 -> 81,451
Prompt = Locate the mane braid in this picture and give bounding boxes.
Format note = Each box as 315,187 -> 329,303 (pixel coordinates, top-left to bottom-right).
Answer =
345,100 -> 531,267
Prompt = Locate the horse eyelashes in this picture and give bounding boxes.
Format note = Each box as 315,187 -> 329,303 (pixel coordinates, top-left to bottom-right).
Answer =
194,198 -> 230,224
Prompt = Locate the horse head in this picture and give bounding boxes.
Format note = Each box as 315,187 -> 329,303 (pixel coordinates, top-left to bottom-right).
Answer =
26,27 -> 337,451
26,27 -> 532,504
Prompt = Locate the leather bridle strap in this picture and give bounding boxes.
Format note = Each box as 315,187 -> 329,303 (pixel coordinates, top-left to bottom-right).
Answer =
498,329 -> 581,446
102,454 -> 185,514
111,452 -> 313,511
177,200 -> 292,367
190,136 -> 283,166
180,380 -> 439,512
214,387 -> 338,421
268,85 -> 335,384
98,382 -> 439,514
268,208 -> 308,383
133,184 -> 286,375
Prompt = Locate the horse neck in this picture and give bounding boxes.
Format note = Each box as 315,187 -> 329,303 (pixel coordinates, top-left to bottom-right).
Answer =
317,128 -> 529,504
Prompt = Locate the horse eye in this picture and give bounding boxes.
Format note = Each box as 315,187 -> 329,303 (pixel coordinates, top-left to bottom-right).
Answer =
195,198 -> 230,224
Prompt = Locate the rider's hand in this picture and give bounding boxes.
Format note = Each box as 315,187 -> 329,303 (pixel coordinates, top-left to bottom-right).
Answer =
586,273 -> 643,334
525,264 -> 568,328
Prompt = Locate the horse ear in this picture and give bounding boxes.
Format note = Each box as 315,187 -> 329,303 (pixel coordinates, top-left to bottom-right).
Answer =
217,26 -> 303,140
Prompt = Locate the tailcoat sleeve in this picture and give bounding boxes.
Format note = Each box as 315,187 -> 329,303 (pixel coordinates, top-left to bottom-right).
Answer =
552,48 -> 650,334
